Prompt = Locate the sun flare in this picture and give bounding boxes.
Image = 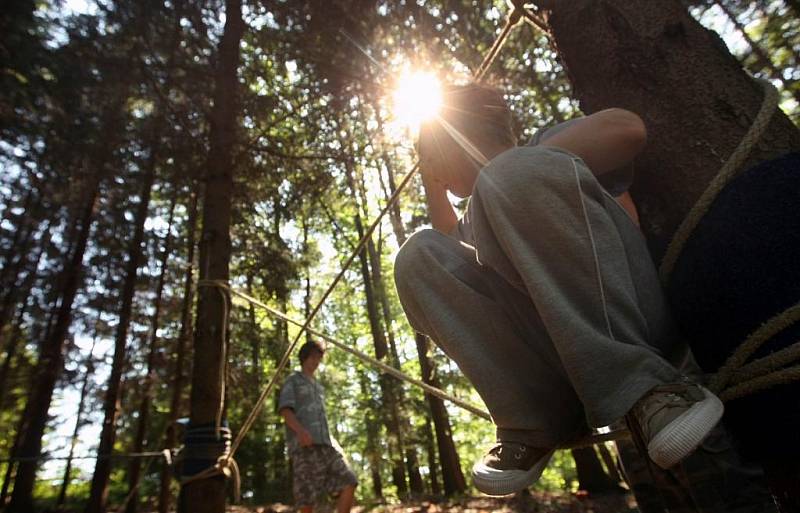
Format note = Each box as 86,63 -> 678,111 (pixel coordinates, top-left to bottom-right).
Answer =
392,70 -> 442,129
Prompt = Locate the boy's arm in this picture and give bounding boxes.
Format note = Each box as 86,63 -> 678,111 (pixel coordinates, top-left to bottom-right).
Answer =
421,168 -> 458,234
540,108 -> 647,176
279,408 -> 313,447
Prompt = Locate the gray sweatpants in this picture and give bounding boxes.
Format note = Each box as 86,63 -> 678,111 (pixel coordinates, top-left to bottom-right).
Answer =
394,145 -> 688,448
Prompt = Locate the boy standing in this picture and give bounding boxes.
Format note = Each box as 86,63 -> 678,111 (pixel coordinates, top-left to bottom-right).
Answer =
278,341 -> 358,512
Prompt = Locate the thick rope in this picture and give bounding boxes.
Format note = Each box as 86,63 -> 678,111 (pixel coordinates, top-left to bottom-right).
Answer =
653,78 -> 800,401
658,79 -> 780,282
709,302 -> 800,399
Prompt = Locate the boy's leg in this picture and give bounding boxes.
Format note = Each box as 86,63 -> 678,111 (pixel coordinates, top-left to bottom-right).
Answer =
469,145 -> 723,467
321,446 -> 357,513
394,228 -> 585,448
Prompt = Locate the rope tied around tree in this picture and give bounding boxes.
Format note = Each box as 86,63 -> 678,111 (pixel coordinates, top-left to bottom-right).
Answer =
657,78 -> 800,401
178,424 -> 241,503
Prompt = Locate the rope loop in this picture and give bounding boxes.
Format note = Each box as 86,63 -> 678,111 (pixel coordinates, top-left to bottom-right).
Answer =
179,423 -> 241,502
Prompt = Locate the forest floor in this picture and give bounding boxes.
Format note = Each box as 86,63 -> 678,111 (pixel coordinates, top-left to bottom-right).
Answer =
226,491 -> 638,513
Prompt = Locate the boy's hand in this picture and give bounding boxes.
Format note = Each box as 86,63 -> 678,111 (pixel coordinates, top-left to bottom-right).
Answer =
297,428 -> 313,447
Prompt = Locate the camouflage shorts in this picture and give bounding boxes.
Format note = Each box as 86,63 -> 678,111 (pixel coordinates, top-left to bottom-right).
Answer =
291,445 -> 358,506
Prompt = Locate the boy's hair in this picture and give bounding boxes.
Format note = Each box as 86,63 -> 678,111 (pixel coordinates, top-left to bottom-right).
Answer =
298,340 -> 325,363
436,82 -> 516,149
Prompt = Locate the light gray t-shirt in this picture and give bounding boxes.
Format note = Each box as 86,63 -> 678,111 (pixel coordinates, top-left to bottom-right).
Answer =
278,371 -> 333,453
451,118 -> 634,245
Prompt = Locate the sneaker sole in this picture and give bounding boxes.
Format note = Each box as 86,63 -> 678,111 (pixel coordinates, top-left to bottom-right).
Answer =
471,450 -> 554,496
647,386 -> 724,469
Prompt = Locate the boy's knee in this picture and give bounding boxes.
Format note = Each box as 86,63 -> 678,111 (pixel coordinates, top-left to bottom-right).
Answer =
474,146 -> 586,206
394,229 -> 443,287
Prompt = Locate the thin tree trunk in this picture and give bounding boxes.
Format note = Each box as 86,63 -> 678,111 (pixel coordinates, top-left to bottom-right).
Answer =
359,374 -> 384,498
158,187 -> 199,513
85,141 -> 159,513
376,138 -> 467,495
571,447 -> 623,493
344,159 -> 408,496
0,297 -> 32,412
179,0 -> 244,510
423,417 -> 441,495
414,333 -> 467,495
596,443 -> 622,484
57,335 -> 98,507
125,189 -> 178,513
6,170 -> 103,513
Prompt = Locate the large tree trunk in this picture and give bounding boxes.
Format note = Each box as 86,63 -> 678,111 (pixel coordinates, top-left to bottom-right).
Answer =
158,187 -> 199,513
535,0 -> 800,256
6,173 -> 103,513
85,144 -> 158,513
125,189 -> 178,513
179,0 -> 244,510
537,1 -> 800,507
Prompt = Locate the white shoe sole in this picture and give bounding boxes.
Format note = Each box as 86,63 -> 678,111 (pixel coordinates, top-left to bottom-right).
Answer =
471,450 -> 554,496
647,386 -> 724,469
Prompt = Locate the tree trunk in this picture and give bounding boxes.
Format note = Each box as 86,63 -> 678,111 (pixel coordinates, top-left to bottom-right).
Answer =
414,334 -> 467,495
376,140 -> 466,495
0,297 -> 33,413
6,172 -> 103,513
179,0 -> 244,510
595,443 -> 622,484
534,0 -> 800,256
356,176 -> 425,496
538,1 -> 800,507
571,447 -> 623,493
158,187 -> 199,513
344,159 -> 408,497
423,417 -> 441,495
57,336 -> 98,508
125,189 -> 178,513
85,140 -> 159,513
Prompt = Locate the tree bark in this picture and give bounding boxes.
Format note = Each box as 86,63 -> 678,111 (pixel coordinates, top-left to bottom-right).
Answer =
57,335 -> 98,508
534,0 -> 800,256
125,188 -> 178,513
344,159 -> 408,496
571,447 -> 623,493
85,141 -> 158,513
6,171 -> 103,513
376,135 -> 466,495
179,0 -> 244,510
158,187 -> 199,513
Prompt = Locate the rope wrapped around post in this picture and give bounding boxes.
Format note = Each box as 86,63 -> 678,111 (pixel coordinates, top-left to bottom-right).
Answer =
178,424 -> 241,503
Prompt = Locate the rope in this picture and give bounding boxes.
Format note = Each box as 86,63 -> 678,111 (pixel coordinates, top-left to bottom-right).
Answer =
197,281 -> 630,449
179,424 -> 241,502
653,78 -> 800,401
474,8 -> 522,82
0,451 -> 171,464
709,302 -> 800,401
658,79 -> 780,283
